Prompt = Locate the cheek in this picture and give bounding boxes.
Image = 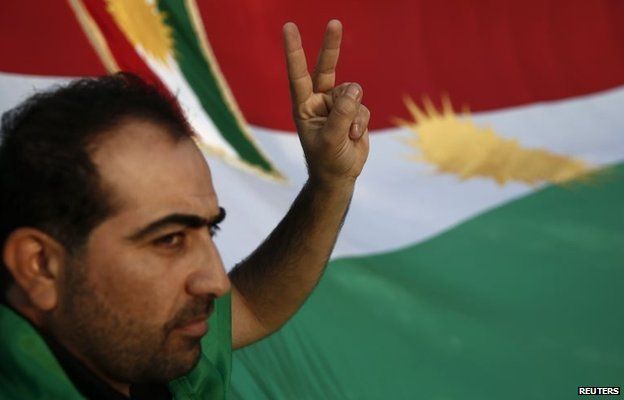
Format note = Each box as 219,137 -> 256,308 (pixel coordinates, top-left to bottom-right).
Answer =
84,250 -> 184,325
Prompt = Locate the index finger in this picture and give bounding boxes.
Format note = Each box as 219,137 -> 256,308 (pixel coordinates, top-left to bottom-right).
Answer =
283,22 -> 312,105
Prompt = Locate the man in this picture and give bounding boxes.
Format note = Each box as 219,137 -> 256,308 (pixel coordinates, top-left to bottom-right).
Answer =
0,20 -> 369,400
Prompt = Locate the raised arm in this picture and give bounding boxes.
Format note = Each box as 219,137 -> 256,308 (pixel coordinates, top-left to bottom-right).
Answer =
229,20 -> 370,349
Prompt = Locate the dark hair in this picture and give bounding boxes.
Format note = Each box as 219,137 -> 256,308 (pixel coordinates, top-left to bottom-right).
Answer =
0,72 -> 192,295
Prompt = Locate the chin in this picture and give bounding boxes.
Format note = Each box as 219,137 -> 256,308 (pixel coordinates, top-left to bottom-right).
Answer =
162,341 -> 203,380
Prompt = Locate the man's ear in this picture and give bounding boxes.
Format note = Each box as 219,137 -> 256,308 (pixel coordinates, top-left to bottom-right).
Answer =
2,228 -> 67,311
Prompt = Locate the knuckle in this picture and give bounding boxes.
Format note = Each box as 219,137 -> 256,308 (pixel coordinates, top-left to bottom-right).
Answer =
293,103 -> 313,119
360,107 -> 371,126
313,69 -> 334,77
362,105 -> 371,118
356,106 -> 369,121
331,84 -> 347,100
292,104 -> 303,118
334,97 -> 355,117
336,82 -> 351,90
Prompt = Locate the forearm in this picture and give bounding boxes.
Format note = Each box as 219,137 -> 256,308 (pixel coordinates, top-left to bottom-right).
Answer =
229,178 -> 353,333
230,20 -> 369,348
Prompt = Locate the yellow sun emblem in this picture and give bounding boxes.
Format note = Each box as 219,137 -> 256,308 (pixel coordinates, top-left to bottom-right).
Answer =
396,96 -> 590,186
106,0 -> 174,64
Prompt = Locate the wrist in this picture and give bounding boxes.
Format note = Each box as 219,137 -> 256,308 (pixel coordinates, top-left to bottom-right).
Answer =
306,176 -> 356,198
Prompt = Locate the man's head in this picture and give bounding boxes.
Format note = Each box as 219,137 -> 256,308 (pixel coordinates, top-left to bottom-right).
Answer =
0,73 -> 230,385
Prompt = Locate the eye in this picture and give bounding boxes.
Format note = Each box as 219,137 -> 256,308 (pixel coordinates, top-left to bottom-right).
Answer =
209,224 -> 221,237
153,232 -> 185,248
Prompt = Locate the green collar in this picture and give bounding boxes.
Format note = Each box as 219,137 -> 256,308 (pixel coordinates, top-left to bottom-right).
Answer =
0,305 -> 84,399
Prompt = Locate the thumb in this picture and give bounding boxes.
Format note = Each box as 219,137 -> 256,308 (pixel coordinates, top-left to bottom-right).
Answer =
321,83 -> 362,143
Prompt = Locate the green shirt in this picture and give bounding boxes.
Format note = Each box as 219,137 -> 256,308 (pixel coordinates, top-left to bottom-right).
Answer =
0,293 -> 232,400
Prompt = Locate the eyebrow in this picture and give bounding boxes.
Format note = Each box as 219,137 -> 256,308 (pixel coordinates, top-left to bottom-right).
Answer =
126,207 -> 226,242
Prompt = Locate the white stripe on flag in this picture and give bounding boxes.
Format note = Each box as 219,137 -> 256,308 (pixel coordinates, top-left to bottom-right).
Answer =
209,85 -> 624,267
1,72 -> 623,269
134,49 -> 238,158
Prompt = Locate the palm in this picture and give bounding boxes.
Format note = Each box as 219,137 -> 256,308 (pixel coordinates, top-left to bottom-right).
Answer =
283,21 -> 370,186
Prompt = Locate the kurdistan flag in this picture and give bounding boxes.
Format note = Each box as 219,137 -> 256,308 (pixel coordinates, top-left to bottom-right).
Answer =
1,1 -> 623,399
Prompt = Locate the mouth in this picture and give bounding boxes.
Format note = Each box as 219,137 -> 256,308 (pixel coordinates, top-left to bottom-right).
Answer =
177,317 -> 209,337
174,301 -> 215,337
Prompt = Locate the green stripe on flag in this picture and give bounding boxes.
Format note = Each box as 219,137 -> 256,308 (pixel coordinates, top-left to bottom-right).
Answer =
158,1 -> 274,173
231,164 -> 624,400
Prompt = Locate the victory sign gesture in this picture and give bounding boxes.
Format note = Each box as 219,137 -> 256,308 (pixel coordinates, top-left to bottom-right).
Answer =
283,20 -> 370,190
230,20 -> 370,349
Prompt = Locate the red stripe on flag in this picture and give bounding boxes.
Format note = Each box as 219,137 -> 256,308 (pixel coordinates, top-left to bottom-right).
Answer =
1,1 -> 623,130
198,0 -> 624,130
0,1 -> 106,76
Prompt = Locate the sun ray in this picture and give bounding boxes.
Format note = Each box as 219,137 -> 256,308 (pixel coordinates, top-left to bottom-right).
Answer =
106,0 -> 174,64
399,96 -> 591,186
402,95 -> 427,124
421,95 -> 440,119
440,93 -> 454,116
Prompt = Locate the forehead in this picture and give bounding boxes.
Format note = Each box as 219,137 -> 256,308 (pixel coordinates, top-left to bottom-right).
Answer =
91,118 -> 217,219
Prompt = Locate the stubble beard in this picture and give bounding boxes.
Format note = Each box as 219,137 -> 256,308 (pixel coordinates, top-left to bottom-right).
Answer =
50,261 -> 205,386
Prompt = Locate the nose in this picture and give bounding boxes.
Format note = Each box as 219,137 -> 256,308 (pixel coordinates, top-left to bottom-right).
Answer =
185,234 -> 231,298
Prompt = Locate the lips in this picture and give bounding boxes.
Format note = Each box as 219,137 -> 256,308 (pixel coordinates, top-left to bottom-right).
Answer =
174,301 -> 215,337
177,316 -> 209,337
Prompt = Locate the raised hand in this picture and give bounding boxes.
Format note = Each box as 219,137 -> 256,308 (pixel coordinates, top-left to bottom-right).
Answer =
283,20 -> 370,190
230,21 -> 370,348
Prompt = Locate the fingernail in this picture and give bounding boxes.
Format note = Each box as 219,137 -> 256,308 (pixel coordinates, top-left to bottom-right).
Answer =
350,123 -> 360,139
346,84 -> 360,100
338,82 -> 351,96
